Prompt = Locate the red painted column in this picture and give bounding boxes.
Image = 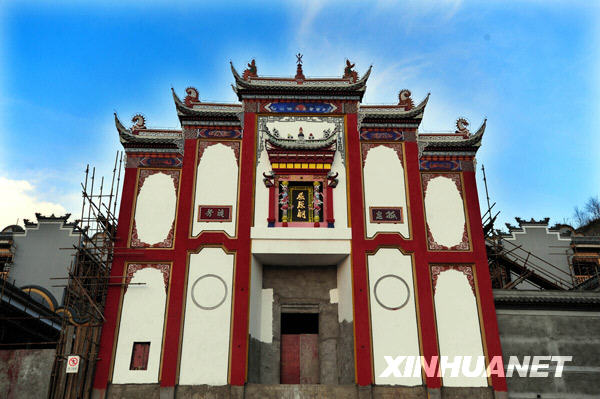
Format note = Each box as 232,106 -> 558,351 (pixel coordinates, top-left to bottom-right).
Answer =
228,111 -> 256,385
403,141 -> 442,389
345,112 -> 373,385
326,184 -> 334,226
159,139 -> 197,386
268,184 -> 276,226
93,166 -> 138,390
463,170 -> 508,392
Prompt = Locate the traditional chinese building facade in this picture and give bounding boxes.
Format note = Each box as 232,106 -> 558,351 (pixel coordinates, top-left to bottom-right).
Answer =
93,58 -> 507,399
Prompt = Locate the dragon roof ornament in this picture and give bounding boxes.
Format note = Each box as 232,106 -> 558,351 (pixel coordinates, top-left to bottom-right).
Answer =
360,93 -> 430,119
115,113 -> 183,153
172,88 -> 242,117
455,117 -> 470,134
262,125 -> 338,150
418,119 -> 487,154
131,114 -> 146,130
398,89 -> 414,109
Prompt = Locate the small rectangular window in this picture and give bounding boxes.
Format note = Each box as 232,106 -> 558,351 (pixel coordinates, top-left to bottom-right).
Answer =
130,342 -> 150,370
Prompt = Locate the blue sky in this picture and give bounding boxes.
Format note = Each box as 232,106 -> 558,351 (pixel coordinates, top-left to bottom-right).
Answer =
1,1 -> 598,229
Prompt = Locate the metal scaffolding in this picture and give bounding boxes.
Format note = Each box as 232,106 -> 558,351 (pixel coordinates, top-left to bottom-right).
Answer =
480,164 -> 574,290
48,153 -> 123,399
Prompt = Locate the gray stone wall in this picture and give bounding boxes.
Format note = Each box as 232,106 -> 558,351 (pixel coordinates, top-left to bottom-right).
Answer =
0,349 -> 55,399
104,383 -> 497,399
495,290 -> 600,398
254,265 -> 355,385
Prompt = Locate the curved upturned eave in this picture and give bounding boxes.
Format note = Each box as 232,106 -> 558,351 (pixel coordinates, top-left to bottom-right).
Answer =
172,87 -> 242,118
115,113 -> 135,144
360,93 -> 430,119
172,87 -> 194,116
230,62 -> 371,92
420,119 -> 487,150
263,127 -> 338,150
114,113 -> 129,136
114,112 -> 183,146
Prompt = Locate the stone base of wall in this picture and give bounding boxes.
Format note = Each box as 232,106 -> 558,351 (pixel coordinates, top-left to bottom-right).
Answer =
103,384 -> 496,399
495,290 -> 600,399
0,349 -> 56,399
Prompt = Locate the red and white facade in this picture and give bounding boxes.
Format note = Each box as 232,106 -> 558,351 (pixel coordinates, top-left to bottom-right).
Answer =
92,59 -> 507,398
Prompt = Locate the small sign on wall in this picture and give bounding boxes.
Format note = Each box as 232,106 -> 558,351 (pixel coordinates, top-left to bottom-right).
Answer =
198,206 -> 232,222
369,207 -> 403,223
66,355 -> 80,373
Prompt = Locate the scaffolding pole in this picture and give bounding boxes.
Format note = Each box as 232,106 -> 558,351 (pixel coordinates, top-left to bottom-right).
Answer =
48,152 -> 122,399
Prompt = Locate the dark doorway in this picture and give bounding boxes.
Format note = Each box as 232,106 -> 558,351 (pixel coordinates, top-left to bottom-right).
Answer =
280,313 -> 319,384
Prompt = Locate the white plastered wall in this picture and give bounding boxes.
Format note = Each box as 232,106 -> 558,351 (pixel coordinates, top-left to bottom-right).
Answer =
249,255 -> 273,344
112,268 -> 167,383
363,146 -> 409,238
192,144 -> 239,237
424,176 -> 466,248
179,248 -> 234,385
254,140 -> 271,228
434,269 -> 487,387
337,255 -> 353,323
369,248 -> 421,386
331,148 -> 348,228
134,172 -> 177,245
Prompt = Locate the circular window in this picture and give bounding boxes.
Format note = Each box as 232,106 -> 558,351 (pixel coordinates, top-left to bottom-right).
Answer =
374,275 -> 410,310
191,274 -> 228,310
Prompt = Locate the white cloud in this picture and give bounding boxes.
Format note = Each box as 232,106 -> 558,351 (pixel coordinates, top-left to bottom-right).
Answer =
0,177 -> 69,228
296,0 -> 327,48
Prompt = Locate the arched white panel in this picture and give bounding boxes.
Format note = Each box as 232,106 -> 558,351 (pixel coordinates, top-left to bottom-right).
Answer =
254,138 -> 271,227
424,175 -> 466,249
434,268 -> 487,387
331,149 -> 349,228
369,248 -> 421,386
134,171 -> 177,246
179,248 -> 234,385
112,267 -> 168,383
193,144 -> 239,236
364,146 -> 409,238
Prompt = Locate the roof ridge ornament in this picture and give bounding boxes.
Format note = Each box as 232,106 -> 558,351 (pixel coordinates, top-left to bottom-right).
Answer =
455,117 -> 470,135
131,114 -> 146,131
343,59 -> 358,83
243,59 -> 258,80
398,89 -> 414,110
184,87 -> 199,106
295,53 -> 305,81
515,217 -> 550,226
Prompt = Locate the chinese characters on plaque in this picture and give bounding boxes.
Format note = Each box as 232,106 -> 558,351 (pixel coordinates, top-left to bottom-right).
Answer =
198,206 -> 232,222
293,190 -> 309,221
369,207 -> 403,223
279,182 -> 322,223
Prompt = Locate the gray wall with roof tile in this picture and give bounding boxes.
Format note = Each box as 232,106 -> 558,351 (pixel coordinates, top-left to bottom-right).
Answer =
9,221 -> 79,306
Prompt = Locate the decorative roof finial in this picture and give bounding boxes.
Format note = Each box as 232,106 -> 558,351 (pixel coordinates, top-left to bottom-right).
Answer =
243,59 -> 258,80
343,59 -> 358,82
455,118 -> 470,135
295,53 -> 305,80
131,114 -> 146,131
184,87 -> 199,106
398,89 -> 414,110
